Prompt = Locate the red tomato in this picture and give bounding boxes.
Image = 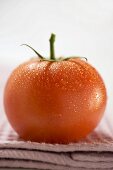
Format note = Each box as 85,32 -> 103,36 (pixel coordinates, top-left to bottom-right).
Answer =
4,34 -> 107,143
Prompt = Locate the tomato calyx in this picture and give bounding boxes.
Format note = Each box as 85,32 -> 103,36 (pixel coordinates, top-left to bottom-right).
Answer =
63,56 -> 88,62
21,44 -> 44,59
21,33 -> 87,62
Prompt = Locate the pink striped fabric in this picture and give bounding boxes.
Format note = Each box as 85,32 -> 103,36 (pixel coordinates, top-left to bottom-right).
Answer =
0,112 -> 113,170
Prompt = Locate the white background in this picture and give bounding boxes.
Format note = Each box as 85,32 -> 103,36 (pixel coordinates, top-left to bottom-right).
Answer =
0,0 -> 113,118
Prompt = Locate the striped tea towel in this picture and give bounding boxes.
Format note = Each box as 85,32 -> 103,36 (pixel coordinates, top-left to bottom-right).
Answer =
0,112 -> 113,170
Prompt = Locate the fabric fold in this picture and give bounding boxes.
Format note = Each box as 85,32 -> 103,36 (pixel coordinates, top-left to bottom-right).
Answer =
0,115 -> 113,169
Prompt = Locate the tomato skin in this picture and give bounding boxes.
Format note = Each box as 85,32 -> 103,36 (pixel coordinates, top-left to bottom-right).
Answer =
4,58 -> 107,143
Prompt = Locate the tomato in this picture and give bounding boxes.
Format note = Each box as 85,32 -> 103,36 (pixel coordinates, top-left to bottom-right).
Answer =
4,34 -> 107,143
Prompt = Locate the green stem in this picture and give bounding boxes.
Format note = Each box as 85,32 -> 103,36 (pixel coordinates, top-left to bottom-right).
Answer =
49,33 -> 56,60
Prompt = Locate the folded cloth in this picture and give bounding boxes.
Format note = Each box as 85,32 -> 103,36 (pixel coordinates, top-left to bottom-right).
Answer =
0,113 -> 113,170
